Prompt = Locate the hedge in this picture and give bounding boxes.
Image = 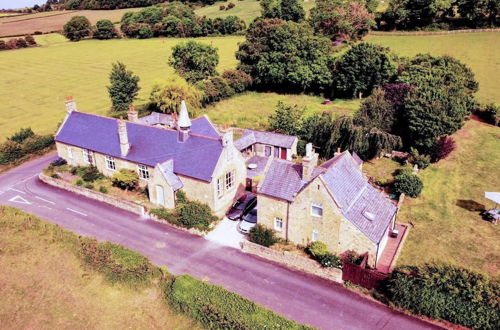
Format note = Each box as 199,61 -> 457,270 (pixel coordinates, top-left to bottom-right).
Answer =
165,274 -> 312,330
0,128 -> 54,165
383,264 -> 500,329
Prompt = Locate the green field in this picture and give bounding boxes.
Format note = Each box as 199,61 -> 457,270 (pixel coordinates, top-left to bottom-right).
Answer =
366,32 -> 500,104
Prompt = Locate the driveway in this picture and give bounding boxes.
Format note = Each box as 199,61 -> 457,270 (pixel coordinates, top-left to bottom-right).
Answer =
205,217 -> 248,248
0,153 -> 441,330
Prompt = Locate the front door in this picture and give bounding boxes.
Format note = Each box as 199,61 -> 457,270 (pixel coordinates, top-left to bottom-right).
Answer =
280,148 -> 287,159
156,185 -> 165,206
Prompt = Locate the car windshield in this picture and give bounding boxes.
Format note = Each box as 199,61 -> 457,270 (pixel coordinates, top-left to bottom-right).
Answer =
234,200 -> 245,210
244,209 -> 257,223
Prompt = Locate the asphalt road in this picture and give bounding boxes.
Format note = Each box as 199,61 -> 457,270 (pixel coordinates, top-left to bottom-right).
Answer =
0,153 -> 441,330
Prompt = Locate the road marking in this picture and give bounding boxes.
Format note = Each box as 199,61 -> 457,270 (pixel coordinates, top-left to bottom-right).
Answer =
35,196 -> 55,205
21,174 -> 38,183
66,208 -> 87,217
8,195 -> 31,205
8,188 -> 26,194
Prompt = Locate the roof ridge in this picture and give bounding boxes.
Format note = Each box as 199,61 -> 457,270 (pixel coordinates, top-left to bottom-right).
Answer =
246,128 -> 297,139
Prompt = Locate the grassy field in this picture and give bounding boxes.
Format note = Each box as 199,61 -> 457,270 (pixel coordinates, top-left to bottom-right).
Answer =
366,32 -> 500,104
195,0 -> 316,23
0,206 -> 199,329
364,120 -> 500,277
0,8 -> 141,37
204,92 -> 360,130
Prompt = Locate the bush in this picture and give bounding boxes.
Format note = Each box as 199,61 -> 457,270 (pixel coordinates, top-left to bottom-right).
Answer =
151,208 -> 181,226
248,224 -> 278,247
317,253 -> 342,268
99,186 -> 108,194
50,158 -> 67,167
383,264 -> 500,329
393,173 -> 423,198
9,127 -> 34,143
81,166 -> 102,182
76,179 -> 83,186
16,38 -> 28,48
21,135 -> 54,153
409,148 -> 430,169
222,69 -> 252,93
340,250 -> 363,265
219,5 -> 225,10
50,173 -> 60,179
177,201 -> 218,230
176,190 -> 187,204
84,183 -> 94,189
307,241 -> 329,258
111,169 -> 139,190
6,39 -> 17,49
0,40 -> 6,50
431,136 -> 456,162
93,19 -> 117,39
165,274 -> 311,329
196,76 -> 235,105
80,238 -> 159,284
24,35 -> 37,46
63,15 -> 92,41
226,2 -> 235,9
475,103 -> 500,126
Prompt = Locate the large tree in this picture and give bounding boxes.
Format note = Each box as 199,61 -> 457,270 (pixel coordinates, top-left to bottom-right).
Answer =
169,41 -> 219,83
236,18 -> 333,92
333,43 -> 397,98
261,0 -> 306,22
149,76 -> 203,114
107,62 -> 140,112
381,0 -> 453,30
309,0 -> 375,41
457,0 -> 499,27
93,19 -> 118,40
63,15 -> 92,41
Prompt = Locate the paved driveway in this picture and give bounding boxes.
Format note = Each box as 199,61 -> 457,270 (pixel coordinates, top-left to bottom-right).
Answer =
205,217 -> 248,248
0,153 -> 441,330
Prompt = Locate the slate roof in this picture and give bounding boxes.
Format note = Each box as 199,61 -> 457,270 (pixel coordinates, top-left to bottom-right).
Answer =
158,159 -> 183,191
351,151 -> 363,166
56,111 -> 223,182
138,113 -> 220,139
234,129 -> 297,151
246,155 -> 269,179
259,152 -> 396,243
138,112 -> 174,126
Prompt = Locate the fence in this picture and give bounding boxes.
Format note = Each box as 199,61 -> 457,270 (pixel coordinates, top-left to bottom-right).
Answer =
342,253 -> 389,290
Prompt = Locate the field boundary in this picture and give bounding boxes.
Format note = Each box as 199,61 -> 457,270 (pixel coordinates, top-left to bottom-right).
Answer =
371,28 -> 500,36
0,10 -> 78,24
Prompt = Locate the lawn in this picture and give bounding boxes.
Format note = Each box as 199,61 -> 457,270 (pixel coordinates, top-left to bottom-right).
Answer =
366,32 -> 500,104
0,206 -> 199,329
204,91 -> 360,130
365,120 -> 500,277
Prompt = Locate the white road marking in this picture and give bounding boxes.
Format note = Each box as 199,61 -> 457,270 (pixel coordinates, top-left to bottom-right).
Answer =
66,208 -> 87,217
8,195 -> 31,205
21,174 -> 38,183
8,188 -> 26,194
35,196 -> 55,205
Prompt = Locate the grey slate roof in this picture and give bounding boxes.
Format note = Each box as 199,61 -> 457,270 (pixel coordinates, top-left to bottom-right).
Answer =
351,151 -> 363,166
56,111 -> 223,182
138,112 -> 174,126
138,113 -> 220,139
158,159 -> 183,191
246,155 -> 269,179
234,129 -> 297,151
259,152 -> 396,243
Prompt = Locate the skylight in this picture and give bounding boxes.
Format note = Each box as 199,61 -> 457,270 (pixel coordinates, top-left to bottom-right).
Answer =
363,211 -> 376,221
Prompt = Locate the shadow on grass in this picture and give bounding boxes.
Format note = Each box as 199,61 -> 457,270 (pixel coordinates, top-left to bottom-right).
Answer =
456,200 -> 486,212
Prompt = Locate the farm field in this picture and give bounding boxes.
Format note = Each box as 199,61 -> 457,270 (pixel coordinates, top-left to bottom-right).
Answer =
0,206 -> 199,329
364,119 -> 500,277
0,8 -> 141,37
366,32 -> 500,104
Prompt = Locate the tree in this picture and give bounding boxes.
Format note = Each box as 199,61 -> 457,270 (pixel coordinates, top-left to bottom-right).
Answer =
24,35 -> 37,46
393,172 -> 423,197
169,41 -> 219,83
261,0 -> 305,22
431,136 -> 456,162
196,76 -> 235,105
354,88 -> 395,131
236,19 -> 333,92
457,0 -> 499,27
107,62 -> 140,112
309,0 -> 375,41
93,19 -> 117,39
268,101 -> 304,136
333,43 -> 397,98
150,76 -> 203,113
381,0 -> 453,30
221,70 -> 252,93
63,15 -> 92,41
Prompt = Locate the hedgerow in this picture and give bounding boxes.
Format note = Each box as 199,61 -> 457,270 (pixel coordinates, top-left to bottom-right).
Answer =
0,128 -> 54,165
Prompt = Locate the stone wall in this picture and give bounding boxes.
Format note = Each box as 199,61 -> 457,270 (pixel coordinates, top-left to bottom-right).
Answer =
39,173 -> 145,216
241,241 -> 343,283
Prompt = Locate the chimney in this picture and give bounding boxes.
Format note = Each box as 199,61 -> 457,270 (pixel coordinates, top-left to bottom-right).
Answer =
177,100 -> 191,142
118,118 -> 130,156
302,143 -> 318,181
334,147 -> 341,156
127,104 -> 138,122
222,128 -> 233,147
65,96 -> 77,114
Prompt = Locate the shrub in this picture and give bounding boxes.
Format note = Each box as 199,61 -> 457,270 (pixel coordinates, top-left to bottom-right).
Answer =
150,208 -> 181,226
383,264 -> 500,329
80,238 -> 159,284
307,241 -> 329,258
0,40 -> 7,50
227,2 -> 235,9
393,173 -> 423,198
21,135 -> 54,153
99,186 -> 108,194
16,38 -> 28,48
306,241 -> 342,268
50,173 -> 60,179
6,39 -> 17,49
93,19 -> 117,39
176,190 -> 187,204
340,250 -> 363,265
248,224 -> 278,247
9,127 -> 34,143
63,15 -> 92,41
177,201 -> 218,230
50,157 -> 67,167
76,179 -> 83,186
431,136 -> 456,162
138,25 -> 153,38
409,148 -> 430,169
195,76 -> 235,105
84,183 -> 94,189
81,166 -> 102,182
222,69 -> 252,93
317,253 -> 342,268
24,35 -> 37,46
111,169 -> 139,190
0,141 -> 23,165
165,275 -> 310,329
475,103 -> 500,126
219,5 -> 225,10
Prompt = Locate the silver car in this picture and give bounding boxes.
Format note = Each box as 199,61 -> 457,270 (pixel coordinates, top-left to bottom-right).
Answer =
238,207 -> 257,234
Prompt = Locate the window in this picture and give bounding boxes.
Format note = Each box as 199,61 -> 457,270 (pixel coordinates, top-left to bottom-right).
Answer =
311,202 -> 323,217
274,217 -> 283,231
265,145 -> 272,156
312,229 -> 319,242
83,149 -> 93,164
105,155 -> 116,171
225,170 -> 234,190
217,177 -> 224,198
274,146 -> 280,157
67,146 -> 73,159
137,164 -> 149,180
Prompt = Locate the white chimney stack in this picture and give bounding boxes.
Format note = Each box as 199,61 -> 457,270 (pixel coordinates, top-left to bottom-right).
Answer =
302,143 -> 318,181
65,96 -> 77,114
127,104 -> 138,122
118,118 -> 130,156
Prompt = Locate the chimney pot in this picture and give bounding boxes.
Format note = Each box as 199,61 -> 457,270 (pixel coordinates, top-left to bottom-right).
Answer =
127,104 -> 138,122
65,96 -> 77,114
302,143 -> 318,181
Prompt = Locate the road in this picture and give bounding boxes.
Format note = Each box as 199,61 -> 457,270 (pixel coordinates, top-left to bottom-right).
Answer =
0,153 -> 440,330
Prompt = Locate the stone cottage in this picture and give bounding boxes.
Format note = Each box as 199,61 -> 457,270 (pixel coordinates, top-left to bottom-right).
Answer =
256,144 -> 397,267
54,97 -> 246,216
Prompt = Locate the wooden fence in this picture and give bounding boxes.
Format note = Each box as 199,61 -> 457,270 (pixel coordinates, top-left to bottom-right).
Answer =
342,254 -> 389,290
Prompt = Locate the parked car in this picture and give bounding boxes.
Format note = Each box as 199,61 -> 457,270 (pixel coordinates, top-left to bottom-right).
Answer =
227,193 -> 256,220
239,207 -> 257,234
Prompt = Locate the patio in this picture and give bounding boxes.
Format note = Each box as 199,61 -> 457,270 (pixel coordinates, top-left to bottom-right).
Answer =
376,223 -> 409,273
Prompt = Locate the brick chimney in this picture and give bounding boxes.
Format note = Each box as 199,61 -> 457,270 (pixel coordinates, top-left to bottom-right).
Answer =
65,96 -> 77,114
302,143 -> 318,181
118,118 -> 130,156
127,104 -> 138,122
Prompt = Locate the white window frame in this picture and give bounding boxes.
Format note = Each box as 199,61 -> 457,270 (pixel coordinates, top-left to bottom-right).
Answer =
105,155 -> 116,171
137,164 -> 149,180
312,229 -> 319,242
311,202 -> 323,217
217,177 -> 224,198
83,149 -> 93,165
265,145 -> 272,157
67,146 -> 73,159
274,217 -> 283,231
225,170 -> 235,190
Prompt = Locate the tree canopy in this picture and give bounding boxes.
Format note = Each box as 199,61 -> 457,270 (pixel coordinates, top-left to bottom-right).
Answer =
93,19 -> 118,39
260,0 -> 306,22
169,41 -> 219,83
149,76 -> 203,114
107,62 -> 140,112
63,15 -> 92,41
